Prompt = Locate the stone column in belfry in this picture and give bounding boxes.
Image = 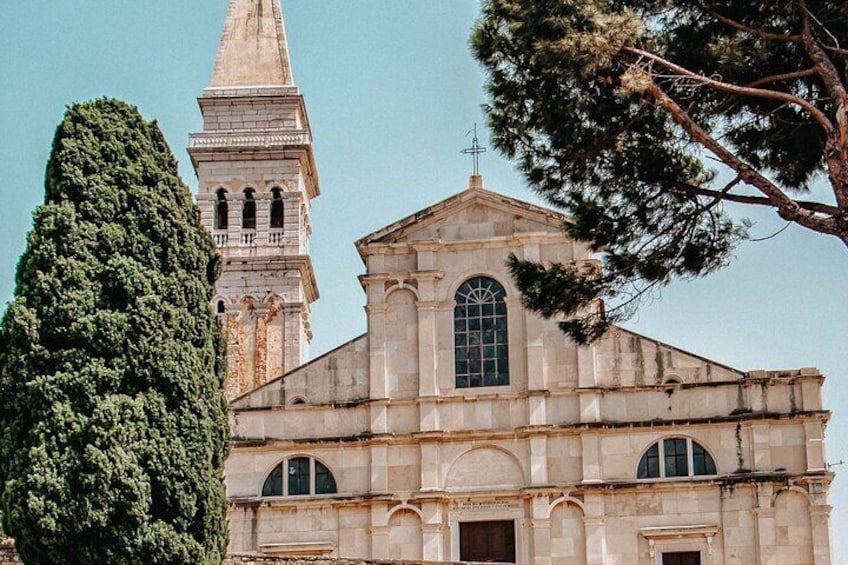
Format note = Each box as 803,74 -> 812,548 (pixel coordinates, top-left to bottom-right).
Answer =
189,0 -> 320,399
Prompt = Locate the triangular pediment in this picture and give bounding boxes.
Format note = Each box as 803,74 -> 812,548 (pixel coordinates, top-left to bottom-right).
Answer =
355,186 -> 570,251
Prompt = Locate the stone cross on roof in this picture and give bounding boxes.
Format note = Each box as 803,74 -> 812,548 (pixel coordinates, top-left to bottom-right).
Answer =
209,0 -> 295,92
462,124 -> 487,177
462,124 -> 487,189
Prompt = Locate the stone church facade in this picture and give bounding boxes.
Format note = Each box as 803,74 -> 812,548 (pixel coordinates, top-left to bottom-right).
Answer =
192,2 -> 834,564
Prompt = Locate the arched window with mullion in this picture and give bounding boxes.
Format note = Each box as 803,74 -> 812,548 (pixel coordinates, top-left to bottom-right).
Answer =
270,188 -> 284,229
261,456 -> 338,497
637,438 -> 717,479
214,188 -> 228,230
454,277 -> 509,388
242,187 -> 256,230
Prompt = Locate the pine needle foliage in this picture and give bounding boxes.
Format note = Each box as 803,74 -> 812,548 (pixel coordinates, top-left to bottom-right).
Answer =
473,0 -> 848,343
0,99 -> 229,564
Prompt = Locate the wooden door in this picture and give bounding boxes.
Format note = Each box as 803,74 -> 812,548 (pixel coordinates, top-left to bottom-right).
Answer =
662,551 -> 701,565
459,520 -> 516,563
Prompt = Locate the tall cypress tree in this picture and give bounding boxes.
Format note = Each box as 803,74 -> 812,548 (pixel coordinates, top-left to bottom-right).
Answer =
0,99 -> 229,564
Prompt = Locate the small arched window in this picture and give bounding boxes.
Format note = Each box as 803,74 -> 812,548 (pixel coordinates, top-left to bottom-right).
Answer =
242,188 -> 256,230
216,300 -> 226,315
637,438 -> 717,479
270,188 -> 284,229
454,277 -> 509,388
261,457 -> 337,497
214,189 -> 228,230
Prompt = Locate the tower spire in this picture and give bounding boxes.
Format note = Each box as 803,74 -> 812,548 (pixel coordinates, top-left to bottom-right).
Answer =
190,0 -> 320,399
208,0 -> 295,93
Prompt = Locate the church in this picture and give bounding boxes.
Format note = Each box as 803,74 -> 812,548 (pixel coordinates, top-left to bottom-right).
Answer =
188,1 -> 834,564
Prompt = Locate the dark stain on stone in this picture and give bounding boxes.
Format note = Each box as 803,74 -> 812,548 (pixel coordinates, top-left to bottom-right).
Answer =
735,422 -> 746,472
634,337 -> 645,387
655,346 -> 665,384
790,383 -> 798,414
760,381 -> 769,413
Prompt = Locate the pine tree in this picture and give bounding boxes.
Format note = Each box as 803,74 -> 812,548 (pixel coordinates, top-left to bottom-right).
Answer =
473,0 -> 848,343
0,99 -> 229,564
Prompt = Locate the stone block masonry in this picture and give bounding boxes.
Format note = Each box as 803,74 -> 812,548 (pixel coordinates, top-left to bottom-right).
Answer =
222,557 -> 461,565
0,549 -> 460,565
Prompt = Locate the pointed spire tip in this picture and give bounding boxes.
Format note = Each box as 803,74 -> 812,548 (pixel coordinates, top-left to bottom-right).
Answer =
207,0 -> 295,95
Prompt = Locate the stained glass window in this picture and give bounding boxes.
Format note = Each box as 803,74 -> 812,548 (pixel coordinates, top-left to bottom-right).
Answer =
455,277 -> 509,388
637,442 -> 660,479
288,457 -> 310,495
637,439 -> 717,479
315,461 -> 337,494
692,442 -> 717,475
261,463 -> 283,496
260,457 -> 338,497
664,438 -> 689,477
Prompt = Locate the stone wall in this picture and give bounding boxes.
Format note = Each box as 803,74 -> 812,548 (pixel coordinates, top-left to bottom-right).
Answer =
223,557 -> 447,565
0,550 -> 448,565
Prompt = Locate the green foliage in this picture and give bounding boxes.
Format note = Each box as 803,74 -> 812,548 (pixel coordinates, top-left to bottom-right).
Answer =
473,0 -> 848,343
0,99 -> 229,564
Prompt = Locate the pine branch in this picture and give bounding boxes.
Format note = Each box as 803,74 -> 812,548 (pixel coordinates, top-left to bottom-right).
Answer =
624,46 -> 836,137
671,183 -> 842,216
642,75 -> 843,238
709,10 -> 803,42
745,68 -> 817,88
800,0 -> 848,210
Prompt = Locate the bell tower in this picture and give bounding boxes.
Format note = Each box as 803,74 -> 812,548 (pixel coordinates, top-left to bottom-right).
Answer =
189,0 -> 319,399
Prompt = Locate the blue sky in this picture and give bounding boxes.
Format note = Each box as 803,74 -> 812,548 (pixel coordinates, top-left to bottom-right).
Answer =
1,0 -> 846,557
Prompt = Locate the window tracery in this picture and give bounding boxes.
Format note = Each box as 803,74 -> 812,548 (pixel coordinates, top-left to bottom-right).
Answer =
637,438 -> 717,479
261,457 -> 337,497
454,277 -> 509,388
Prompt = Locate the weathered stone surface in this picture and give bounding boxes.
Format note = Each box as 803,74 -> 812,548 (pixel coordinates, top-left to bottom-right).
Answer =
191,0 -> 320,401
210,0 -> 294,89
0,550 -> 475,565
224,183 -> 833,564
192,2 -> 834,564
222,557 -> 467,565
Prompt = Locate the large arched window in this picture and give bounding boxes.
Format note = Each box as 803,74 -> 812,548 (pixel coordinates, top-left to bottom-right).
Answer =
214,189 -> 228,230
637,438 -> 717,479
270,188 -> 284,229
242,188 -> 256,230
261,457 -> 337,497
454,277 -> 509,388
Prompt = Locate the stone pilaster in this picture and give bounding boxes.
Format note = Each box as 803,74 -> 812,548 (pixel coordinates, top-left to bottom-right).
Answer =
811,504 -> 833,565
369,503 -> 390,560
530,496 -> 552,565
416,295 -> 438,398
581,432 -> 602,484
804,419 -> 827,472
421,502 -> 445,562
529,436 -> 548,486
420,442 -> 441,492
755,484 -> 777,565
